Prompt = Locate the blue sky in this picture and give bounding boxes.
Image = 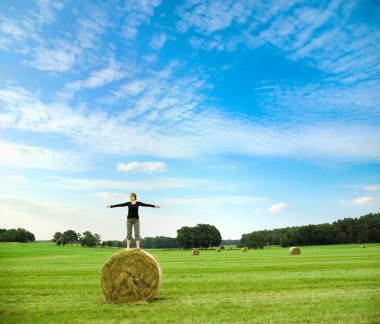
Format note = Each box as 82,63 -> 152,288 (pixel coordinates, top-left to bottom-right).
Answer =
0,0 -> 379,241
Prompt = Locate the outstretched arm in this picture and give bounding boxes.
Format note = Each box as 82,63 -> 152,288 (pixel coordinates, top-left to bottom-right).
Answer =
139,202 -> 160,208
106,202 -> 129,208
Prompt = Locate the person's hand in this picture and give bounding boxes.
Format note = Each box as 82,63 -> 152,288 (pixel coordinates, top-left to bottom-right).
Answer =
106,205 -> 111,208
155,205 -> 161,209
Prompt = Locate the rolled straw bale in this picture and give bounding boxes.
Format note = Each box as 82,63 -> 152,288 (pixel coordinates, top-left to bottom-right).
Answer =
192,248 -> 200,255
241,247 -> 248,252
216,247 -> 222,252
289,247 -> 301,255
100,249 -> 162,304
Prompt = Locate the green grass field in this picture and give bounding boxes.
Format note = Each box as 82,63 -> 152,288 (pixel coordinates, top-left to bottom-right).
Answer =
0,243 -> 379,323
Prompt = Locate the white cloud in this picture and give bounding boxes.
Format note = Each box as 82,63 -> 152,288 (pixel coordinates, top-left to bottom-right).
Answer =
0,19 -> 28,41
75,11 -> 111,49
0,141 -> 88,171
30,43 -> 80,72
120,0 -> 161,40
150,32 -> 168,50
35,0 -> 65,25
176,0 -> 251,35
1,83 -> 380,163
340,196 -> 380,207
113,80 -> 147,98
54,177 -> 213,191
2,175 -> 30,183
0,1 -> 64,52
176,1 -> 380,83
255,80 -> 380,124
117,161 -> 167,174
268,202 -> 293,214
364,185 -> 380,192
66,60 -> 127,90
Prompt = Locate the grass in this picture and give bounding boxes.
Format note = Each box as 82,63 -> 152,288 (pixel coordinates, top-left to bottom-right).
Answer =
0,243 -> 379,323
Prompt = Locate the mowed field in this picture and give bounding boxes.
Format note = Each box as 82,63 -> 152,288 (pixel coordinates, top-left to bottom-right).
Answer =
0,243 -> 379,323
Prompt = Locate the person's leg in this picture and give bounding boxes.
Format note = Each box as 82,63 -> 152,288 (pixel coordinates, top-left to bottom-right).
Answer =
126,219 -> 133,249
134,219 -> 141,249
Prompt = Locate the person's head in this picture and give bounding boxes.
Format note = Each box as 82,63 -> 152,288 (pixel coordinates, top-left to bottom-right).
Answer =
129,193 -> 137,201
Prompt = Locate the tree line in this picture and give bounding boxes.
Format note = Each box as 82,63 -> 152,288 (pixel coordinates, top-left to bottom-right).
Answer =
53,230 -> 101,247
0,228 -> 35,242
241,213 -> 380,249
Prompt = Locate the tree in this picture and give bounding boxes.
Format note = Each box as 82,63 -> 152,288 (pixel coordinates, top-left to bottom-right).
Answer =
80,231 -> 100,247
176,224 -> 222,249
359,213 -> 380,243
52,232 -> 64,245
286,228 -> 303,246
194,224 -> 222,249
246,232 -> 266,249
280,235 -> 290,247
0,228 -> 35,242
94,233 -> 101,246
176,226 -> 194,249
63,230 -> 79,245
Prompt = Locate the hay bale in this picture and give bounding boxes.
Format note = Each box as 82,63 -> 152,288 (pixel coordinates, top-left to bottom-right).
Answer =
100,249 -> 162,304
192,248 -> 200,255
216,247 -> 222,252
289,247 -> 301,255
241,247 -> 248,252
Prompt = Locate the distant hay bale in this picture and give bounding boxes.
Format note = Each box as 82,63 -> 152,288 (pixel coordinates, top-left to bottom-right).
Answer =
241,247 -> 248,252
100,249 -> 162,304
216,247 -> 222,252
192,248 -> 200,255
289,247 -> 301,255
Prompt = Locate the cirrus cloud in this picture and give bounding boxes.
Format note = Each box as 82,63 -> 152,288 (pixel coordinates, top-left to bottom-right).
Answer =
340,196 -> 380,207
364,185 -> 380,192
117,161 -> 167,174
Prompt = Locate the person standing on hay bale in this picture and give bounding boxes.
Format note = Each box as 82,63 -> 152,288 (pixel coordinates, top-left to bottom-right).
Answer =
107,193 -> 160,249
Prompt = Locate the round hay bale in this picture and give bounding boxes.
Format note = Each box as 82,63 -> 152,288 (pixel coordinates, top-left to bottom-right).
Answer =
289,247 -> 301,255
241,247 -> 248,252
192,248 -> 200,255
216,247 -> 222,252
100,249 -> 162,304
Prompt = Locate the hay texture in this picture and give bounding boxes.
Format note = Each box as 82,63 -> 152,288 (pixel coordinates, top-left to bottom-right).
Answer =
192,248 -> 200,255
216,247 -> 222,252
289,247 -> 301,255
100,249 -> 162,304
241,247 -> 248,252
